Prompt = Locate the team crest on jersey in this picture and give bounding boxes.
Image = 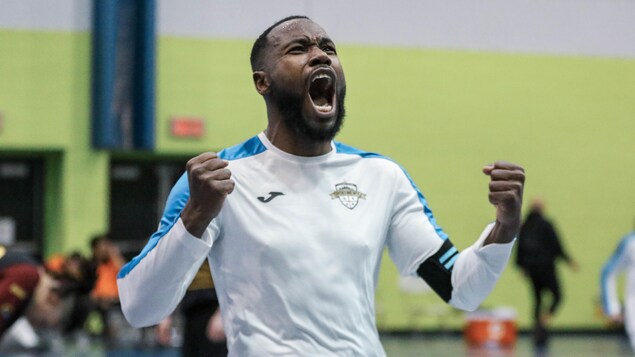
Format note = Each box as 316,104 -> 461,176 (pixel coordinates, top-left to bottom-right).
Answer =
330,183 -> 366,209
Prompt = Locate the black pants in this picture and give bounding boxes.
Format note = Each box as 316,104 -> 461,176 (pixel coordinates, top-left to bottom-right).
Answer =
182,298 -> 228,357
526,265 -> 561,347
527,265 -> 562,323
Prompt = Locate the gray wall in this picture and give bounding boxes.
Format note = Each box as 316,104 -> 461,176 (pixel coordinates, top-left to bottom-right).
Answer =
1,0 -> 635,57
157,0 -> 635,58
0,0 -> 90,31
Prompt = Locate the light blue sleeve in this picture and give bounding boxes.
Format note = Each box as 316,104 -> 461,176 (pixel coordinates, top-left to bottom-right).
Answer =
601,234 -> 634,316
117,173 -> 218,327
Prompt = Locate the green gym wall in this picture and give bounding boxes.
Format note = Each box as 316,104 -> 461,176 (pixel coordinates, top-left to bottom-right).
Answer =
0,30 -> 634,331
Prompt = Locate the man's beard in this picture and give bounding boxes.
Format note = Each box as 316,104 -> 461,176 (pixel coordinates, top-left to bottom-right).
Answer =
268,81 -> 346,142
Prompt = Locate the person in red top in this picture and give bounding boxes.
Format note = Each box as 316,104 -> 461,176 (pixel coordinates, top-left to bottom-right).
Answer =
0,245 -> 94,337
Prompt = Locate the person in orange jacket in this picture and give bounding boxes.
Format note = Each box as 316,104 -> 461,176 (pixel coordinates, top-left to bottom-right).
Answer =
90,234 -> 125,340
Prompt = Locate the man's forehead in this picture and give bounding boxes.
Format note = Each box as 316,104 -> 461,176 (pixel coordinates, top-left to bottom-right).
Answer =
268,18 -> 329,44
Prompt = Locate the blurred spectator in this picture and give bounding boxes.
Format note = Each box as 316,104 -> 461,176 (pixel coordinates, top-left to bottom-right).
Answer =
90,234 -> 125,343
61,252 -> 94,288
516,198 -> 578,348
44,253 -> 66,275
0,245 -> 95,342
600,218 -> 635,351
156,262 -> 227,356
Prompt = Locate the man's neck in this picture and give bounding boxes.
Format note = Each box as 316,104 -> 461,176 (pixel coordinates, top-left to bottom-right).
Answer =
264,123 -> 332,157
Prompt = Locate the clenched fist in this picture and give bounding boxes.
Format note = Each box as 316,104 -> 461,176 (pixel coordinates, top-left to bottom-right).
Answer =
181,152 -> 235,238
482,161 -> 525,245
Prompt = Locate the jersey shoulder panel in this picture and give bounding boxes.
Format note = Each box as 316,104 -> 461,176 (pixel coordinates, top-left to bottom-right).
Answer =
334,141 -> 385,159
335,141 -> 448,241
218,135 -> 267,161
334,141 -> 407,178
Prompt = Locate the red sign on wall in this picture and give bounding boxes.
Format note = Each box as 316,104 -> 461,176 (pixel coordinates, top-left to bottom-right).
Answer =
170,117 -> 205,138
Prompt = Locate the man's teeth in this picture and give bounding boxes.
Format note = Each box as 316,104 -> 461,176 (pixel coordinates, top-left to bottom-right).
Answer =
316,103 -> 333,112
312,73 -> 332,84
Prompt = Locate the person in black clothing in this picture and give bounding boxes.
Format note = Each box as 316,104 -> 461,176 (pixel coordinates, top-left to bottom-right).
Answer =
156,262 -> 227,357
179,263 -> 227,357
516,198 -> 578,347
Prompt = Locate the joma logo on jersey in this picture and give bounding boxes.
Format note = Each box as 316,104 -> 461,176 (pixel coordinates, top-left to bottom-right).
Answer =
330,183 -> 366,209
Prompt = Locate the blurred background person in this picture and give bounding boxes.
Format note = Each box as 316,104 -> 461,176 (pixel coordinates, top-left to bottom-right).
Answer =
156,262 -> 227,356
90,234 -> 125,344
516,197 -> 578,348
600,218 -> 635,351
0,245 -> 95,350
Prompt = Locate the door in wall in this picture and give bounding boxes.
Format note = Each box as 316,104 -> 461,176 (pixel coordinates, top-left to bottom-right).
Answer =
109,160 -> 185,260
0,158 -> 44,259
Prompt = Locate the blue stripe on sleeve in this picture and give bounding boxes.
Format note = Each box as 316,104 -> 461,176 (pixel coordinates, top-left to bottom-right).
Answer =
439,247 -> 458,264
117,135 -> 267,279
444,254 -> 460,270
334,141 -> 449,241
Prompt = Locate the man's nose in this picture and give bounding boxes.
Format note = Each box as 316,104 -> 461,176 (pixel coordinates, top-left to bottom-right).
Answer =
309,47 -> 332,66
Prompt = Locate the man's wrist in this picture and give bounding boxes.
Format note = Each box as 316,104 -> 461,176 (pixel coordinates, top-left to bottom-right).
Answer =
484,220 -> 519,245
181,202 -> 214,238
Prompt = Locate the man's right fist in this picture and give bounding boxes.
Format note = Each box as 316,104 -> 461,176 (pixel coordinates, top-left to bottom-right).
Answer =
181,152 -> 234,237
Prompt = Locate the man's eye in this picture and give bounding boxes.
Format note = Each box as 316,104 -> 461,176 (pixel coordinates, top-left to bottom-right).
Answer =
289,46 -> 306,53
322,46 -> 336,54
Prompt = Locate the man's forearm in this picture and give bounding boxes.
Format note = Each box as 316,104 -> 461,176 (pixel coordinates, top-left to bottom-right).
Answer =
449,223 -> 515,311
118,219 -> 211,327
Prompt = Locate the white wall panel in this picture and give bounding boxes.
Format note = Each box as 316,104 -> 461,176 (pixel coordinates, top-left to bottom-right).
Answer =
0,0 -> 90,31
1,0 -> 634,57
158,0 -> 635,58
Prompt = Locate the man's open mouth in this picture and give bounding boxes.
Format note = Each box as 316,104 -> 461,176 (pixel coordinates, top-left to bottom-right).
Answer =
308,70 -> 336,114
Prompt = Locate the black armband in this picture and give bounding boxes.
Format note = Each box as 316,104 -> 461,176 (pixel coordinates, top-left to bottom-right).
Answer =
416,239 -> 459,302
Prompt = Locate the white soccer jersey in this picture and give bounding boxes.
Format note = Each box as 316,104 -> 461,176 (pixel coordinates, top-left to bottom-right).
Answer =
601,231 -> 635,349
117,132 -> 514,357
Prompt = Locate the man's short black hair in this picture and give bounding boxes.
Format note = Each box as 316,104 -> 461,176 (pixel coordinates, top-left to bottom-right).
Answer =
250,15 -> 310,71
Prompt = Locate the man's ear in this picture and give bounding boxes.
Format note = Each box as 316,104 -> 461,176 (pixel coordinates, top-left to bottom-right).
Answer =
253,71 -> 269,95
